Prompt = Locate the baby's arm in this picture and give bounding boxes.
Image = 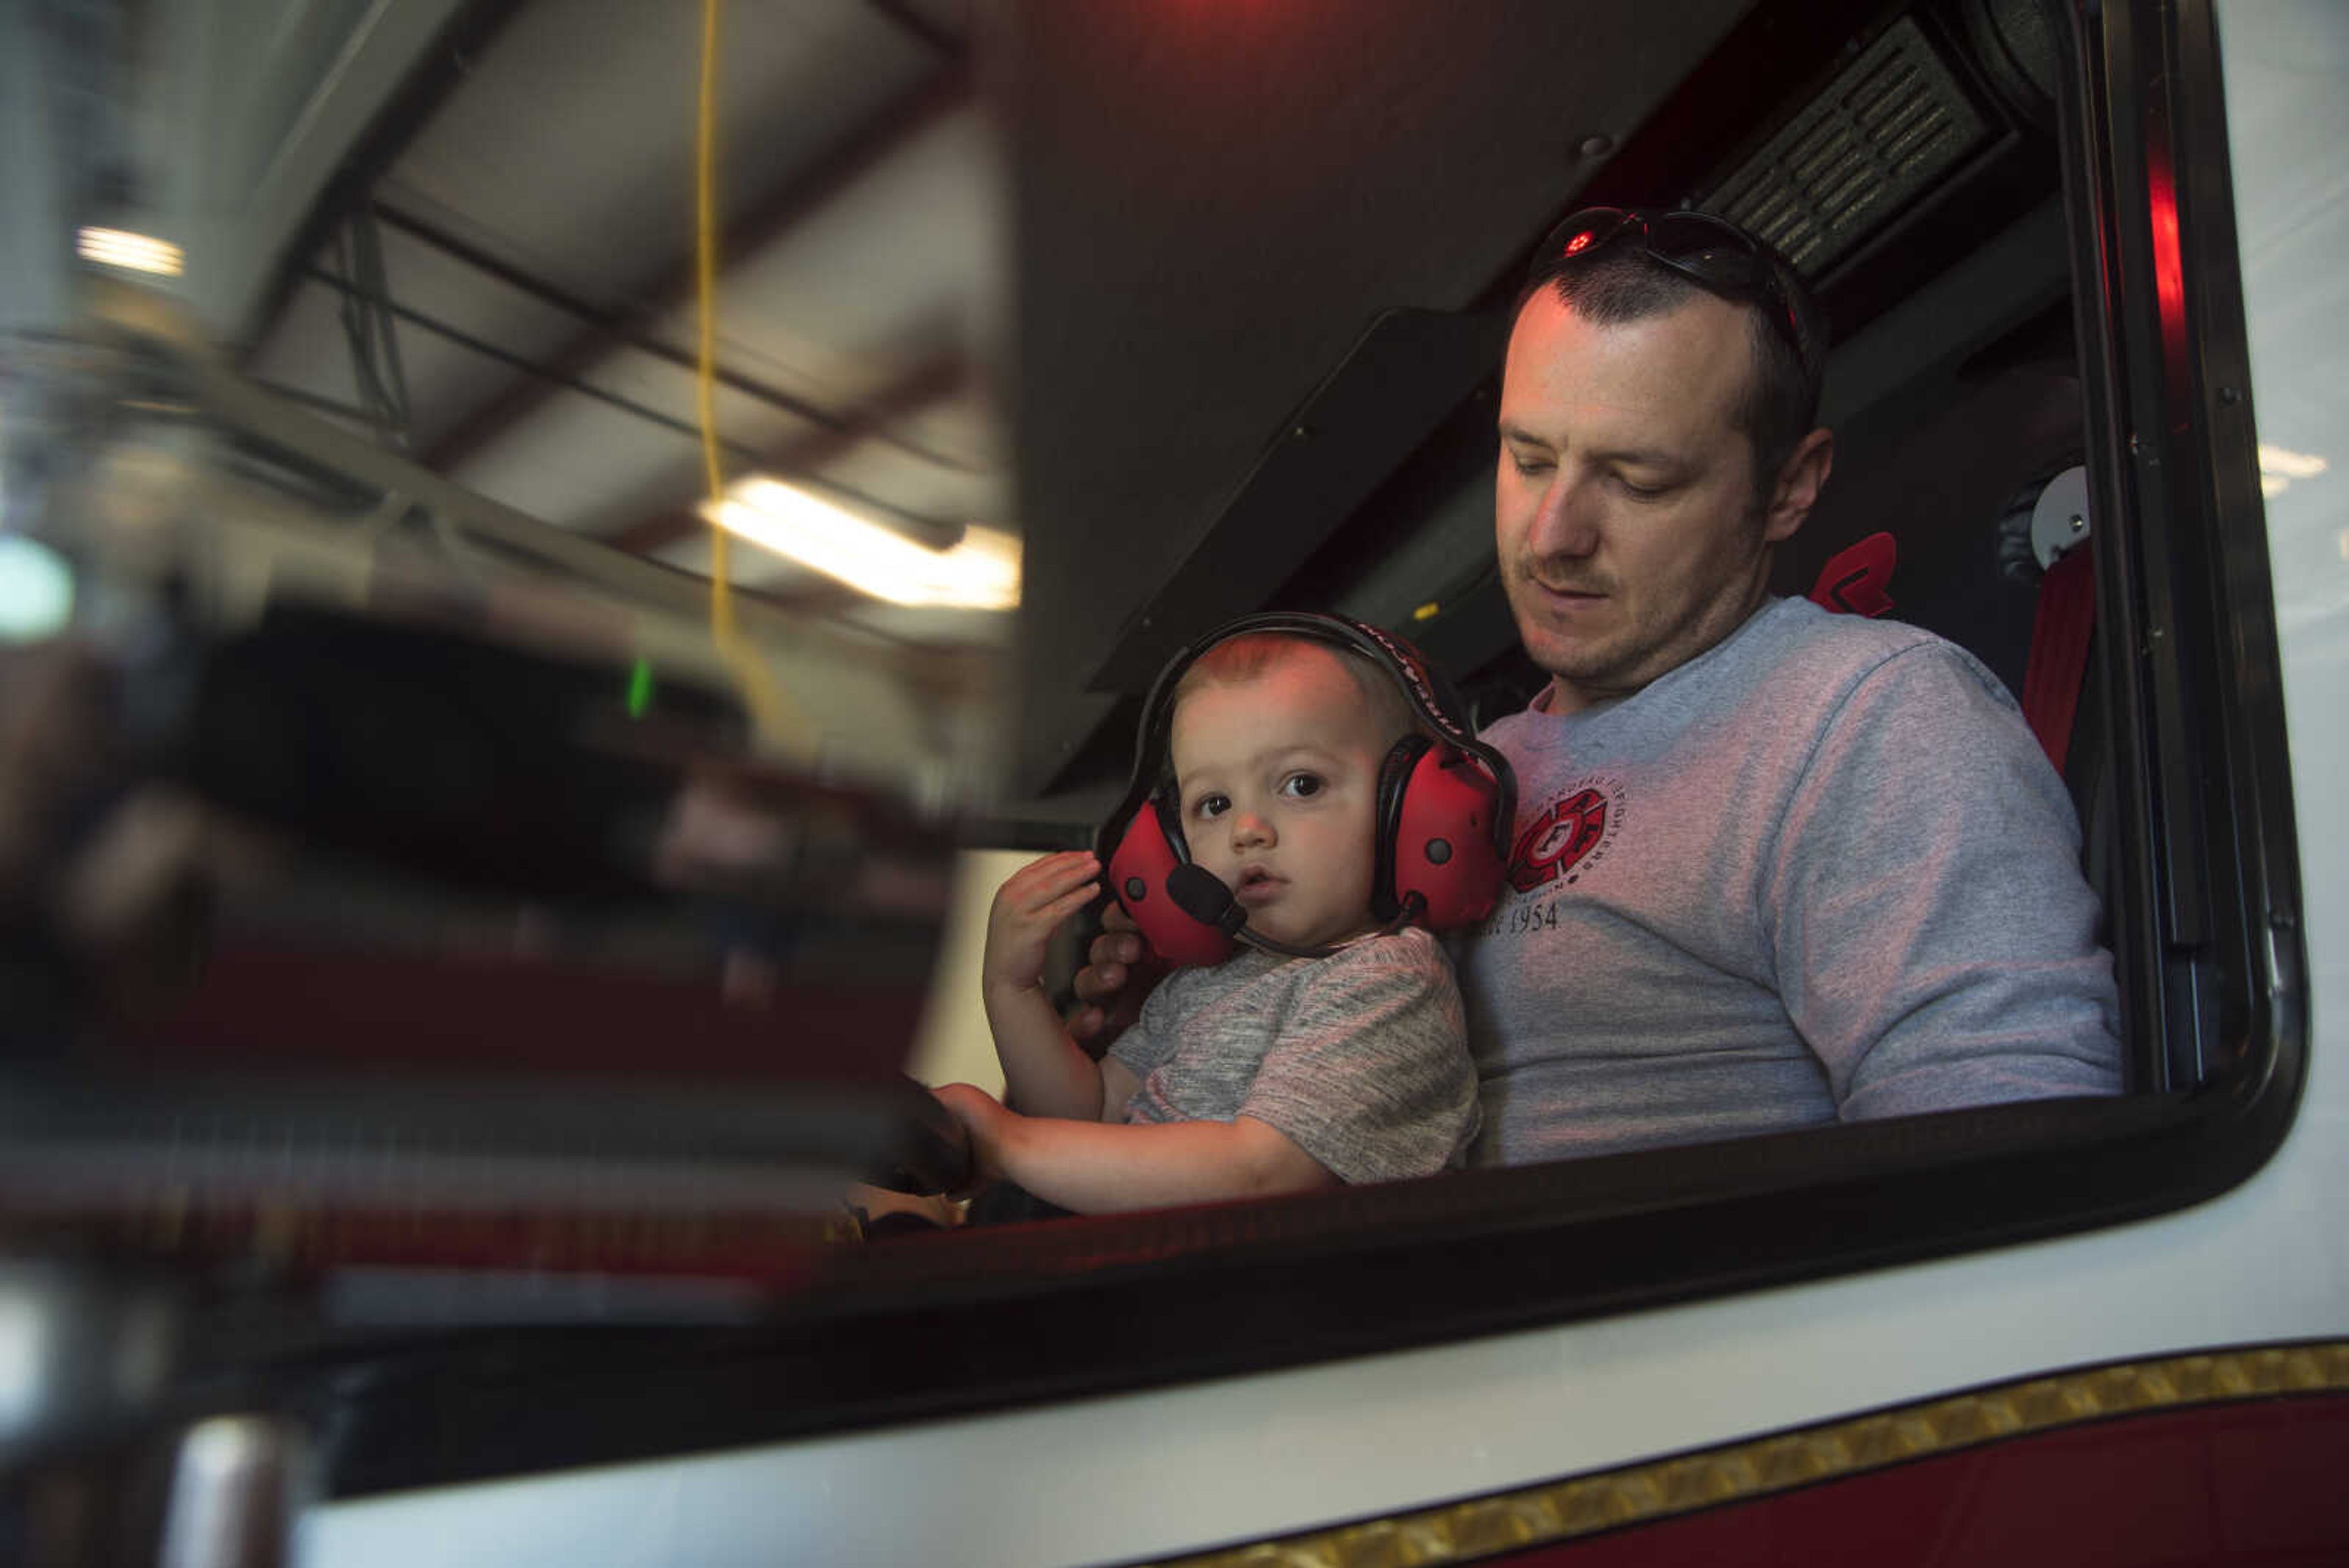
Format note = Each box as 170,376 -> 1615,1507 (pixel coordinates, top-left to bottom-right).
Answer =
932,1085 -> 1336,1213
980,851 -> 1115,1119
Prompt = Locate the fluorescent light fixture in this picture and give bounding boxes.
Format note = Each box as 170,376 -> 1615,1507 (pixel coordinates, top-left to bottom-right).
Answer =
0,1290 -> 51,1432
2257,443 -> 2328,480
76,226 -> 184,277
2262,472 -> 2290,499
0,535 -> 75,642
703,477 -> 1020,611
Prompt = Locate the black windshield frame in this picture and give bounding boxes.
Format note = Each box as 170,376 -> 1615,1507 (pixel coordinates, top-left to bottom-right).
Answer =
308,0 -> 2308,1501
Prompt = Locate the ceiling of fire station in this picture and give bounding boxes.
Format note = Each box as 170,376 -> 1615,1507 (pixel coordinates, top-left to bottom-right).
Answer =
206,0 -> 1760,800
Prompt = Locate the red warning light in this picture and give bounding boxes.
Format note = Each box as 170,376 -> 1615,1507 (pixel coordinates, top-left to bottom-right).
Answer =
1564,230 -> 1595,256
2144,137 -> 2192,415
2148,165 -> 2186,341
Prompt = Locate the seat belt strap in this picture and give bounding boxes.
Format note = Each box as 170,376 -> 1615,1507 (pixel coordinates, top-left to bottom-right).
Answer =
2022,545 -> 2095,775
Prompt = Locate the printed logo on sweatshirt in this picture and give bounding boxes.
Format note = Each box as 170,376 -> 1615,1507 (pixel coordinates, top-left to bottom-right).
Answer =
1506,777 -> 1625,894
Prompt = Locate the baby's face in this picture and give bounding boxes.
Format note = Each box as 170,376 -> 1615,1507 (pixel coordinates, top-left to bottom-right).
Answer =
1168,647 -> 1387,951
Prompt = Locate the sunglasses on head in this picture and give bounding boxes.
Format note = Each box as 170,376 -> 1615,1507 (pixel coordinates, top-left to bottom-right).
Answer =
1529,206 -> 1805,359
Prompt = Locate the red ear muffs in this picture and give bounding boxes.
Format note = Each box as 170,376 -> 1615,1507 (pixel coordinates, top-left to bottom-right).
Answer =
1097,611 -> 1516,968
1103,796 -> 1235,968
1387,741 -> 1508,927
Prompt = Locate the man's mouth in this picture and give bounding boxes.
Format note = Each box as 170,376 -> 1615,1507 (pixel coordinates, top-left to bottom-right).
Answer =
1524,576 -> 1610,616
1527,574 -> 1606,600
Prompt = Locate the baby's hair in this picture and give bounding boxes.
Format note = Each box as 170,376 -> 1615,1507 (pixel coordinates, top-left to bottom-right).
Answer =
1170,633 -> 1419,749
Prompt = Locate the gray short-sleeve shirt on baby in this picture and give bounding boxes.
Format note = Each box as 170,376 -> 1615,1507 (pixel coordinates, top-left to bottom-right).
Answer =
1109,926 -> 1479,1185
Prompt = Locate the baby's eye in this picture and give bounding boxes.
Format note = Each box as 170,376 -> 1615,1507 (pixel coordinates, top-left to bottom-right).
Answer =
1278,772 -> 1326,800
1190,792 -> 1230,820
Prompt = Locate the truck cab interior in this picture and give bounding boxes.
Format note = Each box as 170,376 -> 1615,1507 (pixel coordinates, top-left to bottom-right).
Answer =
0,0 -> 2303,1546
1008,0 -> 2081,810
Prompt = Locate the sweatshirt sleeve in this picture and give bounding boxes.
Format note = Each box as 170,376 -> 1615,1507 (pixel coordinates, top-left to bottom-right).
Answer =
1763,642 -> 2124,1118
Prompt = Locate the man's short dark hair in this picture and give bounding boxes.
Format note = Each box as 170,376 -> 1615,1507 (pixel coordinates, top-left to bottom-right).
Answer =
1515,228 -> 1828,511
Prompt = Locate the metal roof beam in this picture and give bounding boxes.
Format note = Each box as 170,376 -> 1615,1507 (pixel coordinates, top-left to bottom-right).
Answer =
604,349 -> 972,558
423,66 -> 971,477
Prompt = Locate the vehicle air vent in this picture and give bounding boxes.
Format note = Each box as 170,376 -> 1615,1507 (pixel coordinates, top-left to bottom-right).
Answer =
1701,17 -> 1991,278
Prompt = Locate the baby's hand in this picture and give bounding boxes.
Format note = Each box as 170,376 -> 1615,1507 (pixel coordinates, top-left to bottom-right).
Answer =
980,850 -> 1100,996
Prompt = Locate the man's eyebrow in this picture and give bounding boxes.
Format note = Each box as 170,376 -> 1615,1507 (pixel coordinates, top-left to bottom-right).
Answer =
1499,423 -> 1685,471
1592,445 -> 1687,470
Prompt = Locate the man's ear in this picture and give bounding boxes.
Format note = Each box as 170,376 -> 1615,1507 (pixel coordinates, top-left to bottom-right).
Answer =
1762,427 -> 1835,544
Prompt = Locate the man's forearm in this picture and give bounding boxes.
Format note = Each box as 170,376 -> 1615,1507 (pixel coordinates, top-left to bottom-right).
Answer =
992,1112 -> 1335,1214
983,983 -> 1105,1119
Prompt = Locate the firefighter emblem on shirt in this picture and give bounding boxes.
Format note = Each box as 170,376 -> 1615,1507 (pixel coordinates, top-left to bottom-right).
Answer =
1507,778 -> 1625,894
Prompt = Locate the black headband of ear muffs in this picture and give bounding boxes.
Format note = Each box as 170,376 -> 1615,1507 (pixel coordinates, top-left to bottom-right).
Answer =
1094,611 -> 1514,869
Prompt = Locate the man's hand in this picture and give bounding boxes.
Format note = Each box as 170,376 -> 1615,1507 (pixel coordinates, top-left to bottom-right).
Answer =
980,850 -> 1100,997
0,641 -> 267,1020
1067,900 -> 1164,1045
0,641 -> 111,890
930,1082 -> 1012,1184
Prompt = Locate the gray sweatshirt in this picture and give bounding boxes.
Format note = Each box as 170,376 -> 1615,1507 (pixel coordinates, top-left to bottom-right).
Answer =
1463,595 -> 2123,1165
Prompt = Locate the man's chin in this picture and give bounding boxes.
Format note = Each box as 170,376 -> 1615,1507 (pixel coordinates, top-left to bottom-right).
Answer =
1524,633 -> 1629,687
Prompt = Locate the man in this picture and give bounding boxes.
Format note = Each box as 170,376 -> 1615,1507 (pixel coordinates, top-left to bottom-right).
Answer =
1077,206 -> 2121,1165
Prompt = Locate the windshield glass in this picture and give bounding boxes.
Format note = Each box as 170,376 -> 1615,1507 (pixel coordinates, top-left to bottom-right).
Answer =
4,1 -> 2246,1514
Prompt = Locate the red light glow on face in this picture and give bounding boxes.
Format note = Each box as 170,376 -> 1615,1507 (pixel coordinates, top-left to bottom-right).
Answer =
1564,230 -> 1595,257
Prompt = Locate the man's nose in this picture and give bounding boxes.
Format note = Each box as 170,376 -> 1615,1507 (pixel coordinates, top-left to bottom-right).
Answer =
1526,474 -> 1602,560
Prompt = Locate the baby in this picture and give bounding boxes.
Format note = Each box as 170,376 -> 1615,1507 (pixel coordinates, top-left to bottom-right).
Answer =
933,628 -> 1485,1214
